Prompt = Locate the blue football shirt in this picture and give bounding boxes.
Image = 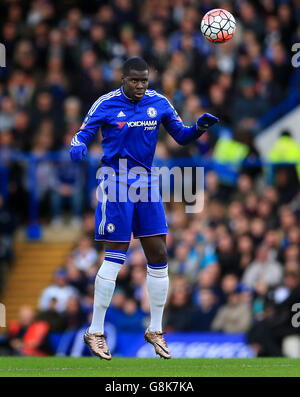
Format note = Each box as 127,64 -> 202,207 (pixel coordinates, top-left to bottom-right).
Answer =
71,87 -> 200,171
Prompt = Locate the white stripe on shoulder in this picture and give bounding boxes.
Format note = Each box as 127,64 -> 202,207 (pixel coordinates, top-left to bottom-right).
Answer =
89,93 -> 111,114
145,90 -> 176,111
88,89 -> 121,116
89,89 -> 121,115
89,90 -> 117,114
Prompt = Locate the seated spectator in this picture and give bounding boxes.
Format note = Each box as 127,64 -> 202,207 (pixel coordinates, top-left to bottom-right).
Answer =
196,265 -> 220,295
286,226 -> 300,247
242,244 -> 283,290
65,262 -> 88,295
244,193 -> 259,218
249,217 -> 267,247
0,96 -> 15,132
106,291 -> 148,333
62,296 -> 86,330
8,305 -> 50,356
115,262 -> 132,296
8,305 -> 35,355
50,132 -> 84,227
216,233 -> 241,277
247,264 -> 300,356
189,288 -> 219,331
168,274 -> 189,295
218,273 -> 239,305
169,242 -> 197,283
36,297 -> 66,333
63,97 -> 81,129
236,234 -> 254,271
205,170 -> 228,202
232,78 -> 269,129
211,288 -> 252,333
271,261 -> 300,304
263,229 -> 280,262
164,286 -> 192,332
230,216 -> 250,238
257,199 -> 277,229
207,200 -> 226,227
72,235 -> 98,272
80,282 -> 95,315
127,248 -> 146,268
129,264 -> 146,303
279,206 -> 298,246
252,280 -> 269,321
24,121 -> 55,219
281,244 -> 300,265
189,234 -> 218,273
38,269 -> 79,313
30,90 -> 63,141
232,173 -> 254,202
84,263 -> 98,285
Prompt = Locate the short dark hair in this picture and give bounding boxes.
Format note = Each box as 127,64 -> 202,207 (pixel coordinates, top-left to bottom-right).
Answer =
122,57 -> 149,76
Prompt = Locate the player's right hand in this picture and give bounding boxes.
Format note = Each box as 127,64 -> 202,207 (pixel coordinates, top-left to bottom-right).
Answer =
70,143 -> 88,162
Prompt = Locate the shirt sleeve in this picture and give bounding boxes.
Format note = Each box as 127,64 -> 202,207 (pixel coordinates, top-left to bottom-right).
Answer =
161,97 -> 204,145
71,100 -> 106,147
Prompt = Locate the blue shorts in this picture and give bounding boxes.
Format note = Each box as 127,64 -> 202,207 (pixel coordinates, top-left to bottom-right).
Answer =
94,170 -> 168,242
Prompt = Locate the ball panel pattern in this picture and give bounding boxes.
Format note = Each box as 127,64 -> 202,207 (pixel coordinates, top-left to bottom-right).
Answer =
201,8 -> 236,44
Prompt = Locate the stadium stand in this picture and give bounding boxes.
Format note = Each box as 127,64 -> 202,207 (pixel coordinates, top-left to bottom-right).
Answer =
1,0 -> 300,357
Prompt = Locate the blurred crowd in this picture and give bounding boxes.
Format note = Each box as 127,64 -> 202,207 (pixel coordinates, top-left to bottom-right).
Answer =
1,0 -> 299,221
1,0 -> 300,357
4,167 -> 300,357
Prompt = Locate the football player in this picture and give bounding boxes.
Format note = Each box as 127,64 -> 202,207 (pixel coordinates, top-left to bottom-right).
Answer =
70,57 -> 219,359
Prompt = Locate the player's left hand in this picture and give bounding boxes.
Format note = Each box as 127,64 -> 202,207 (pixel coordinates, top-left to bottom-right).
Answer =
70,143 -> 88,162
196,113 -> 219,131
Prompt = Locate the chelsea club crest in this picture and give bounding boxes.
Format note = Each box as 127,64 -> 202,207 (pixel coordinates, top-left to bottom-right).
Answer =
107,223 -> 115,233
147,107 -> 157,118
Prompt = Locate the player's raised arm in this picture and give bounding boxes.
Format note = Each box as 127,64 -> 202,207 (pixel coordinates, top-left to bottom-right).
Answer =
161,97 -> 219,145
70,99 -> 107,162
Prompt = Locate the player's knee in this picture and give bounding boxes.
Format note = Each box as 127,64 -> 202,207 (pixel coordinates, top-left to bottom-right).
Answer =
149,245 -> 168,265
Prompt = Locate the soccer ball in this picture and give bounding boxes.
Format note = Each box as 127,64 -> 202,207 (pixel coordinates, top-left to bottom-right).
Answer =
201,9 -> 236,44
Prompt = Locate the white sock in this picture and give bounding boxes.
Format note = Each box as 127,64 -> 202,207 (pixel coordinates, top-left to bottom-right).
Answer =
89,250 -> 126,334
146,262 -> 169,333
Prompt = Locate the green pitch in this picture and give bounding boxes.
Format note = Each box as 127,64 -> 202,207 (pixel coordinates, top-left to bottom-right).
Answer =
0,357 -> 300,377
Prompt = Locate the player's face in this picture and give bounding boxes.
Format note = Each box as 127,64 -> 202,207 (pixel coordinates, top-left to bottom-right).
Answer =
122,69 -> 149,101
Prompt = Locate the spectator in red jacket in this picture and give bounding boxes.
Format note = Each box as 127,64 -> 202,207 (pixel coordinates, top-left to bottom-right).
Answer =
8,305 -> 50,356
